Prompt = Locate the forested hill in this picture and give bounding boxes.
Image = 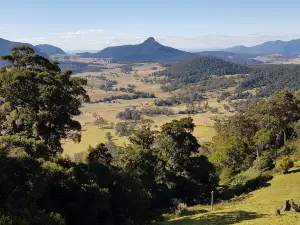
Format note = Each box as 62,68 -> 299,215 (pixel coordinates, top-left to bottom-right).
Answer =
239,64 -> 300,96
0,38 -> 46,65
196,51 -> 263,65
35,44 -> 66,55
78,37 -> 195,62
158,56 -> 251,84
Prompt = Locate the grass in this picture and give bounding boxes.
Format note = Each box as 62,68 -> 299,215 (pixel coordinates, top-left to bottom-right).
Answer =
62,61 -> 238,155
62,124 -> 215,156
62,126 -> 129,156
158,168 -> 300,225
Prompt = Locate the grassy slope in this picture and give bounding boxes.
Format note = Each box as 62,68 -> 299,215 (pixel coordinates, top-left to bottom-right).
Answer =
159,169 -> 300,225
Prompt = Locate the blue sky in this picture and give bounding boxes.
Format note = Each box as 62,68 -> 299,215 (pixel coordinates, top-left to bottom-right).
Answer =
1,0 -> 300,51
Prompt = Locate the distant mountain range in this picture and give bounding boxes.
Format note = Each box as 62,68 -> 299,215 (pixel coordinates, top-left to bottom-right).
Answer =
2,36 -> 300,65
78,37 -> 195,62
226,39 -> 300,55
35,44 -> 66,55
0,38 -> 65,60
65,50 -> 99,54
0,38 -> 45,57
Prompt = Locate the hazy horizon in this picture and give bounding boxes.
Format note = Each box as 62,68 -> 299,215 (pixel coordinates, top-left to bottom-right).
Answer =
1,0 -> 300,50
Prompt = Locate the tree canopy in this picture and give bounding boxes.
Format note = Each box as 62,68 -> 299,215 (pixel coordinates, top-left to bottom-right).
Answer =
0,46 -> 89,157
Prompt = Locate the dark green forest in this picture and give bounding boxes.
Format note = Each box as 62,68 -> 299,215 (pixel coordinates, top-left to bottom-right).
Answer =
156,56 -> 250,91
157,56 -> 300,97
239,64 -> 300,96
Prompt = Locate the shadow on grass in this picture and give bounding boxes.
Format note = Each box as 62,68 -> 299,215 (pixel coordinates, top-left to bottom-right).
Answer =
164,210 -> 266,225
287,168 -> 300,174
182,209 -> 209,216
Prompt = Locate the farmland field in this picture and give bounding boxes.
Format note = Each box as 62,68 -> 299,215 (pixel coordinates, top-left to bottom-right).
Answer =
63,60 -> 237,156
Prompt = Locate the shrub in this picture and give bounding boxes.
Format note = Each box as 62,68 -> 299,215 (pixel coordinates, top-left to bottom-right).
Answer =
221,168 -> 273,199
116,108 -> 141,120
175,202 -> 188,216
219,167 -> 235,185
276,156 -> 294,174
231,167 -> 261,186
0,215 -> 13,225
253,154 -> 274,172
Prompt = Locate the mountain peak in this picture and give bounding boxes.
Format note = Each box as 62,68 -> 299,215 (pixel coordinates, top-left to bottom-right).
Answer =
143,37 -> 156,43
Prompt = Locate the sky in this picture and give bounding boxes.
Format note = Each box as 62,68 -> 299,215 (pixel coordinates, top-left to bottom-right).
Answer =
1,0 -> 300,51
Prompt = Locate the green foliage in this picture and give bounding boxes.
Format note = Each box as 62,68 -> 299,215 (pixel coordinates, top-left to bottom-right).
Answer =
253,154 -> 274,172
220,168 -> 274,199
116,107 -> 141,120
0,215 -> 13,225
174,202 -> 188,216
115,117 -> 218,210
157,56 -> 250,91
86,143 -> 113,165
0,46 -> 155,225
211,90 -> 300,181
231,167 -> 261,186
0,46 -> 89,157
275,156 -> 294,174
240,64 -> 300,97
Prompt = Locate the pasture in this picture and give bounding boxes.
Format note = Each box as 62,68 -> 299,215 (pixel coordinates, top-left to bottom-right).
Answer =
63,61 -> 236,156
158,167 -> 300,225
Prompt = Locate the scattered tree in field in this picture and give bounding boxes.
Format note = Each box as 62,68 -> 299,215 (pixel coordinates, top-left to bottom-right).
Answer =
116,108 -> 141,120
92,113 -> 109,128
115,121 -> 136,136
106,132 -> 113,142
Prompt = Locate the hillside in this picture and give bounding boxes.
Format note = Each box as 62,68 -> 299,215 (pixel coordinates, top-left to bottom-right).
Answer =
159,169 -> 300,225
240,64 -> 300,96
226,38 -> 300,55
35,44 -> 66,55
0,38 -> 47,65
0,38 -> 45,56
196,51 -> 263,65
78,37 -> 195,62
159,56 -> 251,85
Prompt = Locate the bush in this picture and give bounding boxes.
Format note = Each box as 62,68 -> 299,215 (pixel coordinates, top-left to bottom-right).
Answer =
0,215 -> 13,225
116,108 -> 141,120
253,154 -> 274,172
219,167 -> 235,185
220,168 -> 273,199
231,167 -> 261,186
174,202 -> 188,216
276,156 -> 294,174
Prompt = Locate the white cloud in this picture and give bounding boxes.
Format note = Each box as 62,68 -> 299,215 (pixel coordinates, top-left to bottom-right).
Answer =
34,38 -> 45,43
89,39 -> 102,45
116,33 -> 129,36
15,38 -> 30,42
57,29 -> 104,39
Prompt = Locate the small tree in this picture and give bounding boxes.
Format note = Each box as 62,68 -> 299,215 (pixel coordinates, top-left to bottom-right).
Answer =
106,132 -> 113,142
253,128 -> 271,159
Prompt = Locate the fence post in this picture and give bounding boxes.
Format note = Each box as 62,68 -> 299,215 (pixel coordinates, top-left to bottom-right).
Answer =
211,191 -> 214,211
